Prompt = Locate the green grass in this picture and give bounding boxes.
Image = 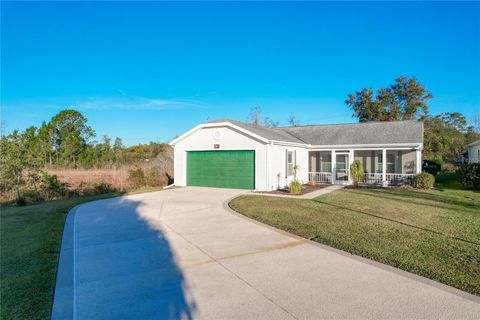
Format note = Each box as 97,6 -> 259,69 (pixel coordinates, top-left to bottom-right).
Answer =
229,174 -> 480,296
0,187 -> 163,320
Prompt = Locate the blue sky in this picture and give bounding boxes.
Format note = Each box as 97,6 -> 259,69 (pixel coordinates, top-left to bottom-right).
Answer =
1,1 -> 479,145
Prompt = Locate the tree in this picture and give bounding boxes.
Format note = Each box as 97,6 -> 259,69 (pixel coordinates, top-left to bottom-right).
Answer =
37,121 -> 55,167
50,109 -> 94,167
0,130 -> 40,200
247,107 -> 262,126
346,77 -> 432,122
287,114 -> 300,126
422,114 -> 467,162
247,107 -> 279,128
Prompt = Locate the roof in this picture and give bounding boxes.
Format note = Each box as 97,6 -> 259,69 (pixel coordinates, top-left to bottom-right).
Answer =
468,140 -> 480,147
207,119 -> 423,146
277,121 -> 423,145
206,119 -> 304,144
171,118 -> 423,147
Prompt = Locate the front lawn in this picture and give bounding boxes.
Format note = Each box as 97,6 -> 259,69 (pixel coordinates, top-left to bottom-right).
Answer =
0,187 -> 162,320
229,178 -> 480,296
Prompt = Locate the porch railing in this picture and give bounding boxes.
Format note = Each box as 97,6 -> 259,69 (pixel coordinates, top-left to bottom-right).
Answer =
386,173 -> 415,186
362,173 -> 383,185
361,173 -> 416,186
308,172 -> 332,183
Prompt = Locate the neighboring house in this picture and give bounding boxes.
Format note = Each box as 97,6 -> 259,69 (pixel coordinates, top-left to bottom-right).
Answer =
169,119 -> 423,191
467,140 -> 480,163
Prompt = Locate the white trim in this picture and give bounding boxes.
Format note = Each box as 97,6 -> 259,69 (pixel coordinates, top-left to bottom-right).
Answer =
309,143 -> 422,149
467,140 -> 480,147
382,149 -> 387,185
271,140 -> 309,147
169,122 -> 269,145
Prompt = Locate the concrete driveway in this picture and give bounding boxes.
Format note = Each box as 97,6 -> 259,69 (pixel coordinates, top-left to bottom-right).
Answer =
52,187 -> 480,319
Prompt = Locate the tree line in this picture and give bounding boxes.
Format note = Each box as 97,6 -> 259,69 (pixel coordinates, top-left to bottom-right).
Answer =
0,109 -> 170,203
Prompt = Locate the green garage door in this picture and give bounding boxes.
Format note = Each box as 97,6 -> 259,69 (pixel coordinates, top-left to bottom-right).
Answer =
187,150 -> 255,189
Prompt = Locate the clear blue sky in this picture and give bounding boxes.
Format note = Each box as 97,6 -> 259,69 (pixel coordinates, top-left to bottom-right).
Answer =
1,1 -> 479,145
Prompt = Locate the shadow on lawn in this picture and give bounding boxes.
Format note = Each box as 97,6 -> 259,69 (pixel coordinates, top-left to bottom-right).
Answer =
52,196 -> 196,320
312,197 -> 480,246
343,187 -> 479,212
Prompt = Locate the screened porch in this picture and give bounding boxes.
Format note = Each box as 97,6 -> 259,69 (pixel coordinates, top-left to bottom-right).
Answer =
308,149 -> 420,186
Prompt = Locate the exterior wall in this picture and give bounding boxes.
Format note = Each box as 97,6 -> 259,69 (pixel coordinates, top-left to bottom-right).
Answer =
173,126 -> 268,190
468,144 -> 480,163
269,144 -> 309,190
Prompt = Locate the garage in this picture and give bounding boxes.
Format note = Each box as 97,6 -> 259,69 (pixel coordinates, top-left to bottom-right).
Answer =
187,150 -> 255,189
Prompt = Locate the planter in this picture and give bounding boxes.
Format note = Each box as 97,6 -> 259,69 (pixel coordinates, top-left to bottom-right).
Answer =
308,180 -> 316,187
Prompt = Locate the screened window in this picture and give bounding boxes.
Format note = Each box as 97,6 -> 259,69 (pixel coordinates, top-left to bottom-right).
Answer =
287,151 -> 294,176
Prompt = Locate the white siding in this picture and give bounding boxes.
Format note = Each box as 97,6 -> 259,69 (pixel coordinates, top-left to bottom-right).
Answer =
469,144 -> 480,163
172,126 -> 269,190
269,145 -> 308,190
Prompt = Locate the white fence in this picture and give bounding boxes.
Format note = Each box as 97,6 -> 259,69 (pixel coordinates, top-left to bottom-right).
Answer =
362,173 -> 415,186
308,172 -> 332,183
309,172 -> 416,186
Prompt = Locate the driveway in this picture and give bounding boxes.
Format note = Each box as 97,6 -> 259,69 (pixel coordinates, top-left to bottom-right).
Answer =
52,187 -> 480,319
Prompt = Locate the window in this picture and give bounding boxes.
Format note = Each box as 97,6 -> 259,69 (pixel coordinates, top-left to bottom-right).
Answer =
286,151 -> 294,176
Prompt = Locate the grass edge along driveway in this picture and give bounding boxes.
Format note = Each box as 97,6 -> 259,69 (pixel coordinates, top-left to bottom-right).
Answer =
229,183 -> 480,296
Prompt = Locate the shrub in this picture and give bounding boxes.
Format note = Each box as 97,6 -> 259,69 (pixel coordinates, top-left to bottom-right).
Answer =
350,160 -> 364,187
39,171 -> 68,199
94,183 -> 114,194
289,179 -> 302,195
128,167 -> 146,188
413,173 -> 435,189
458,163 -> 480,189
16,196 -> 27,206
441,163 -> 457,173
19,189 -> 42,203
423,159 -> 442,176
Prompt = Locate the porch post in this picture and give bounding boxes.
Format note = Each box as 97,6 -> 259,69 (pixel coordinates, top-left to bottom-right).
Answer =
331,150 -> 336,184
416,148 -> 422,174
349,149 -> 354,184
382,148 -> 387,187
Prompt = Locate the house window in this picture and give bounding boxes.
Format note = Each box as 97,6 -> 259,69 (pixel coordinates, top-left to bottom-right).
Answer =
287,151 -> 294,176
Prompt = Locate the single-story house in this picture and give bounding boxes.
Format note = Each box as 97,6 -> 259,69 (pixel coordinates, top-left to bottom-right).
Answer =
467,140 -> 480,163
169,119 -> 423,191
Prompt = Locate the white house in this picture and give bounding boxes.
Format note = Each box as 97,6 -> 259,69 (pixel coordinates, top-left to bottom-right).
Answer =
169,119 -> 423,191
467,140 -> 480,163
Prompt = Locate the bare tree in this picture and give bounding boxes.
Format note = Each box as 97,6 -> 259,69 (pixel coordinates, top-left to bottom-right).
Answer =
288,114 -> 300,126
247,106 -> 262,126
471,113 -> 480,133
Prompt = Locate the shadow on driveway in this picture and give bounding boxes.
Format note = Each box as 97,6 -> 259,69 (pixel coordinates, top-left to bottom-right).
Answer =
52,196 -> 196,320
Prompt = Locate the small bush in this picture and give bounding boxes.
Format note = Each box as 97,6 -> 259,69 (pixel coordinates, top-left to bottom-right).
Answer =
413,173 -> 435,189
350,160 -> 364,187
128,167 -> 146,188
40,171 -> 68,199
289,179 -> 302,195
458,163 -> 480,189
423,159 -> 442,176
441,163 -> 457,173
16,196 -> 27,206
20,189 -> 42,203
94,183 -> 114,194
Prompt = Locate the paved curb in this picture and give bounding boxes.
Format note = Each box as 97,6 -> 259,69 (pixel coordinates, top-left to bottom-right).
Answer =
51,206 -> 77,320
223,195 -> 480,304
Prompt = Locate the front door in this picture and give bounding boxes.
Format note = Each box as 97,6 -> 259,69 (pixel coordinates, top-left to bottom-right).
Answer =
335,153 -> 350,184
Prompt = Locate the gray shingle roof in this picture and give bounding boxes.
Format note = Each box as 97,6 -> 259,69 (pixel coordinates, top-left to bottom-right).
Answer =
207,119 -> 305,143
207,119 -> 423,146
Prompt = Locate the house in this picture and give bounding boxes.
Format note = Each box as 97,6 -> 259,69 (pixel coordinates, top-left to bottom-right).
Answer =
467,140 -> 480,163
169,119 -> 423,191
